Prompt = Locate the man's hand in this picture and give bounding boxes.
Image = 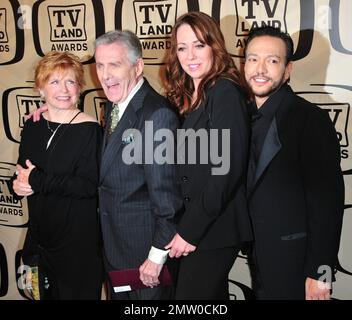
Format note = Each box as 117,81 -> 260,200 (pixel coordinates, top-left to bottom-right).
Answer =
26,105 -> 48,122
139,259 -> 163,288
13,160 -> 35,197
165,233 -> 196,258
305,277 -> 331,300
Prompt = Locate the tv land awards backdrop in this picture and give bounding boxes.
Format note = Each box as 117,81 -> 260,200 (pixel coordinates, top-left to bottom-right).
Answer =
0,0 -> 351,300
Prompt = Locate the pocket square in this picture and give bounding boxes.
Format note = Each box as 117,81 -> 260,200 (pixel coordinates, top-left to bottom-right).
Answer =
122,133 -> 135,144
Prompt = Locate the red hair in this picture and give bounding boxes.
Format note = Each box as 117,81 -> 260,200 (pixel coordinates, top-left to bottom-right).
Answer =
34,51 -> 85,92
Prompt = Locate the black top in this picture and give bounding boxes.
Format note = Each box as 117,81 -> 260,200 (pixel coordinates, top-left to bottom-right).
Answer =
176,78 -> 252,249
16,116 -> 103,299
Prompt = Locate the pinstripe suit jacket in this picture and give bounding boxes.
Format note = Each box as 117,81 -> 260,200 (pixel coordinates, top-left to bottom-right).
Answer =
99,79 -> 183,270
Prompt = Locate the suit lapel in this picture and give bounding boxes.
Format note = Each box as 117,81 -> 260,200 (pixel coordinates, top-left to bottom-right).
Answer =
100,80 -> 149,181
250,85 -> 296,194
252,117 -> 282,188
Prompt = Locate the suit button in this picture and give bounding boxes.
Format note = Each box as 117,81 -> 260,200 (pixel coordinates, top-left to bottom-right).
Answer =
181,176 -> 188,182
184,196 -> 190,202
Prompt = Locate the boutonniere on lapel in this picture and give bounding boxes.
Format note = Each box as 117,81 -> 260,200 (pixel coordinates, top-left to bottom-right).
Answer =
122,133 -> 135,145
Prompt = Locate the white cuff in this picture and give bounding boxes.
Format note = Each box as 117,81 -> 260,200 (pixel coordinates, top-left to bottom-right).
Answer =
148,246 -> 170,265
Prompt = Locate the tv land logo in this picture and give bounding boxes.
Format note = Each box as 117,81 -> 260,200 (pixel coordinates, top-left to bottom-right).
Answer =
320,103 -> 349,150
133,0 -> 177,64
0,1 -> 24,65
92,97 -> 107,126
16,94 -> 44,129
47,4 -> 87,43
32,1 -> 105,63
0,8 -> 9,43
80,88 -> 107,126
297,85 -> 351,161
234,0 -> 287,36
115,0 -> 179,65
213,0 -> 317,60
218,0 -> 289,58
0,162 -> 28,228
45,4 -> 87,52
2,86 -> 43,144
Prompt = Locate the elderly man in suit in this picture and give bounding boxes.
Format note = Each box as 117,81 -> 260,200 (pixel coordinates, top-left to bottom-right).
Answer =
95,30 -> 182,300
244,26 -> 344,300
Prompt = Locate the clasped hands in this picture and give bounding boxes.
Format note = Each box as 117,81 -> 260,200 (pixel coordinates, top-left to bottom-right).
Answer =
165,233 -> 196,258
139,234 -> 196,288
12,159 -> 35,197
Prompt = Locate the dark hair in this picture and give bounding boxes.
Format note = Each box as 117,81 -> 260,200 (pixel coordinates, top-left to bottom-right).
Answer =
164,11 -> 241,114
245,26 -> 294,65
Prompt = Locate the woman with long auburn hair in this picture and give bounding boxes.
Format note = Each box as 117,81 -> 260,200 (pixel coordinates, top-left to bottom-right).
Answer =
164,12 -> 252,299
164,11 -> 242,114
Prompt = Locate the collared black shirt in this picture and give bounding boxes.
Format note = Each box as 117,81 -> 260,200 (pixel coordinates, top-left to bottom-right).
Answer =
247,84 -> 289,190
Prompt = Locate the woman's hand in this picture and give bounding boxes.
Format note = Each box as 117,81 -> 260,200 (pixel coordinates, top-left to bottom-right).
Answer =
13,160 -> 35,196
165,233 -> 196,258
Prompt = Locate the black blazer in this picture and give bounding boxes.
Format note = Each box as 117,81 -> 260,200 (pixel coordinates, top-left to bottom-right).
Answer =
177,78 -> 252,250
99,79 -> 183,270
248,85 -> 344,299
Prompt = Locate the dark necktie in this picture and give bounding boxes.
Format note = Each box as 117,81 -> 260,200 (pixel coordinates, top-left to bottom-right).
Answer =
107,103 -> 119,136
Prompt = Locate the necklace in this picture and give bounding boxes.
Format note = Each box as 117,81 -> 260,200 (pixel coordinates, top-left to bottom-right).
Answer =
45,110 -> 81,150
46,119 -> 63,134
46,120 -> 64,149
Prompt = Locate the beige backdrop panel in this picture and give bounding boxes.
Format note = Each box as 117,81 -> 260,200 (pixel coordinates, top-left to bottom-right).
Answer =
0,0 -> 351,300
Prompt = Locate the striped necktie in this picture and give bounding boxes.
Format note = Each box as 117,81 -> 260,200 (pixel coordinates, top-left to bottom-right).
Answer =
108,103 -> 119,136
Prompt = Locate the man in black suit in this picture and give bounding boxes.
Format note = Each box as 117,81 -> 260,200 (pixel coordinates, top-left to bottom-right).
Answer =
94,30 -> 182,300
244,26 -> 344,300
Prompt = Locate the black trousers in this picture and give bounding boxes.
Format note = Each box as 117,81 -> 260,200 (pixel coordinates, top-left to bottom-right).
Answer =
248,246 -> 305,300
175,247 -> 239,300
